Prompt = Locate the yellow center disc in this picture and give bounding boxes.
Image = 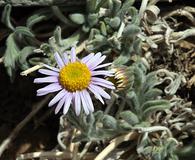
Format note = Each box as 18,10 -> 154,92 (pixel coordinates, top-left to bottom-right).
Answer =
59,62 -> 91,92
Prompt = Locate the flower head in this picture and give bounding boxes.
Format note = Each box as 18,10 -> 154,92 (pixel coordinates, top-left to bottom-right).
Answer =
34,47 -> 115,115
109,66 -> 134,91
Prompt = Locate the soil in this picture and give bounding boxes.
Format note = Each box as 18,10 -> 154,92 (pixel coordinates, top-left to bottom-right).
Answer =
0,64 -> 59,160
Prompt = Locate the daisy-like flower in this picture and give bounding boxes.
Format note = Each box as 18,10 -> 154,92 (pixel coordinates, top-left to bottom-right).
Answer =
34,47 -> 115,115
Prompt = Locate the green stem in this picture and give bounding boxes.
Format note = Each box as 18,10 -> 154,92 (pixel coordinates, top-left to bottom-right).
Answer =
51,6 -> 77,27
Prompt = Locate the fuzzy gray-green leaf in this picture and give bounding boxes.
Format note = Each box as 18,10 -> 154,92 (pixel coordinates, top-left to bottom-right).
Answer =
122,24 -> 140,38
1,4 -> 14,31
15,26 -> 34,37
3,33 -> 19,78
133,65 -> 145,91
110,0 -> 122,16
18,46 -> 35,70
102,115 -> 117,129
144,88 -> 162,101
120,111 -> 139,125
87,13 -> 98,26
126,91 -> 140,113
69,13 -> 85,25
113,54 -> 129,66
109,17 -> 121,29
27,13 -> 48,29
142,100 -> 171,117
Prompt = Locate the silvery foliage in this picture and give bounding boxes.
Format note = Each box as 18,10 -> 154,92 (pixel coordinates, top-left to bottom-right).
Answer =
1,0 -> 141,79
64,59 -> 179,159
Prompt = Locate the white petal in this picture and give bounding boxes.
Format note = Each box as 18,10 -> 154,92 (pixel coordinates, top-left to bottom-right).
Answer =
74,91 -> 81,116
89,84 -> 111,99
81,53 -> 94,63
85,52 -> 101,66
34,76 -> 58,83
48,89 -> 67,107
91,70 -> 114,77
91,77 -> 114,86
38,69 -> 59,76
83,90 -> 94,112
93,63 -> 112,70
54,52 -> 64,68
63,52 -> 69,64
37,83 -> 62,96
88,86 -> 104,104
63,93 -> 73,114
71,47 -> 76,62
80,91 -> 90,115
43,64 -> 60,72
55,96 -> 66,114
92,81 -> 115,89
89,55 -> 106,70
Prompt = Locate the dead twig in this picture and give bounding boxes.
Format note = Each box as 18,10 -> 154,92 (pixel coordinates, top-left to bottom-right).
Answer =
0,95 -> 52,157
20,64 -> 44,76
70,129 -> 80,160
79,141 -> 92,159
94,132 -> 137,160
188,75 -> 195,88
183,6 -> 195,14
170,28 -> 195,43
163,9 -> 195,26
17,151 -> 96,160
139,0 -> 149,19
17,151 -> 69,160
0,56 -> 4,63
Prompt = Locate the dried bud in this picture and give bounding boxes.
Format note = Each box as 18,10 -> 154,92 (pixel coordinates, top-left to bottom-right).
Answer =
109,66 -> 134,91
